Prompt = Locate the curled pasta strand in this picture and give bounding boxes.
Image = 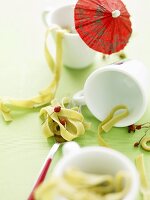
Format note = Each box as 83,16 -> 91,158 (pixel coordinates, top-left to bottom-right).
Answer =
0,27 -> 66,121
98,105 -> 129,147
135,154 -> 150,200
40,98 -> 88,141
0,101 -> 13,122
34,168 -> 131,200
141,137 -> 150,151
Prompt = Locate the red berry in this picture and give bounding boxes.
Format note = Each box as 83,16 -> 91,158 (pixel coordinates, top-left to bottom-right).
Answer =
54,106 -> 61,113
136,125 -> 142,130
128,124 -> 136,133
134,142 -> 139,147
59,118 -> 67,126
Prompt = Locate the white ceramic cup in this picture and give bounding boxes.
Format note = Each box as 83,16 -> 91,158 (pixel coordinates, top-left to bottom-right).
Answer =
53,146 -> 139,200
73,59 -> 149,127
42,4 -> 96,69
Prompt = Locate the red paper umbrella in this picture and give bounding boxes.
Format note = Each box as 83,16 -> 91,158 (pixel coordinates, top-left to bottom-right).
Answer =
74,0 -> 132,54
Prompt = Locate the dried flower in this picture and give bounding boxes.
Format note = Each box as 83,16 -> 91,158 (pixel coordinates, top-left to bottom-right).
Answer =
134,142 -> 140,147
128,122 -> 150,133
118,52 -> 127,59
133,132 -> 147,148
128,122 -> 150,148
128,124 -> 136,133
135,125 -> 142,130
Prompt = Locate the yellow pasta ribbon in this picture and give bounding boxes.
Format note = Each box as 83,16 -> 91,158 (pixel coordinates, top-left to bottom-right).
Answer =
34,168 -> 131,200
0,27 -> 66,121
135,154 -> 150,200
40,98 -> 89,141
0,100 -> 13,122
98,105 -> 129,147
141,137 -> 150,151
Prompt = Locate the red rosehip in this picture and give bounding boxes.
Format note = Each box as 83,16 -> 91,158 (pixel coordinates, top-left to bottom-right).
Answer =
54,106 -> 61,113
128,124 -> 136,133
134,142 -> 139,147
59,118 -> 67,126
136,125 -> 142,130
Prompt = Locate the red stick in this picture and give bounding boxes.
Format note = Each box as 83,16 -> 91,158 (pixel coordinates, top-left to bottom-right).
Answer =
28,158 -> 52,200
28,143 -> 60,200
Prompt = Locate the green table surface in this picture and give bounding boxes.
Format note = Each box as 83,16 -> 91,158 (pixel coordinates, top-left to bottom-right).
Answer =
0,0 -> 150,199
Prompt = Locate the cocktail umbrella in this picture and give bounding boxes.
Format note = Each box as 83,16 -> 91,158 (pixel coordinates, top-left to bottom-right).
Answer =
74,0 -> 132,54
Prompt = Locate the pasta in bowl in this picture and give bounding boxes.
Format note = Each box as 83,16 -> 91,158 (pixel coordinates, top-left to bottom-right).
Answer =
35,146 -> 139,200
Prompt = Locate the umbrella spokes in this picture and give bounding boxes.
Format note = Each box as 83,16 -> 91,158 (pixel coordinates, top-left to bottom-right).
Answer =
74,0 -> 132,54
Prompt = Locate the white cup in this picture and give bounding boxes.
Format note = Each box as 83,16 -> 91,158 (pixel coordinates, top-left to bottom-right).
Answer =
73,59 -> 149,127
53,146 -> 139,200
42,4 -> 96,69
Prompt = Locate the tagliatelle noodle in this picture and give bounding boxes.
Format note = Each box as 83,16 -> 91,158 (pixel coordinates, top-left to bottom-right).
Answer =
40,97 -> 89,141
141,137 -> 150,151
34,168 -> 131,200
98,105 -> 129,147
0,101 -> 13,122
0,26 -> 66,121
135,154 -> 150,200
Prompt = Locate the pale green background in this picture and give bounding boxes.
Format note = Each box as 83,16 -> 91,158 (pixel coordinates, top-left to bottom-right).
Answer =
0,0 -> 150,199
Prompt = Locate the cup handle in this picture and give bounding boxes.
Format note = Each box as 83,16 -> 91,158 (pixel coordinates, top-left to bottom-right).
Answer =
42,7 -> 53,27
73,90 -> 86,106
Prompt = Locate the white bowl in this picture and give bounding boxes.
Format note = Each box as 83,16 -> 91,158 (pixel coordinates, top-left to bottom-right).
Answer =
53,146 -> 139,200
